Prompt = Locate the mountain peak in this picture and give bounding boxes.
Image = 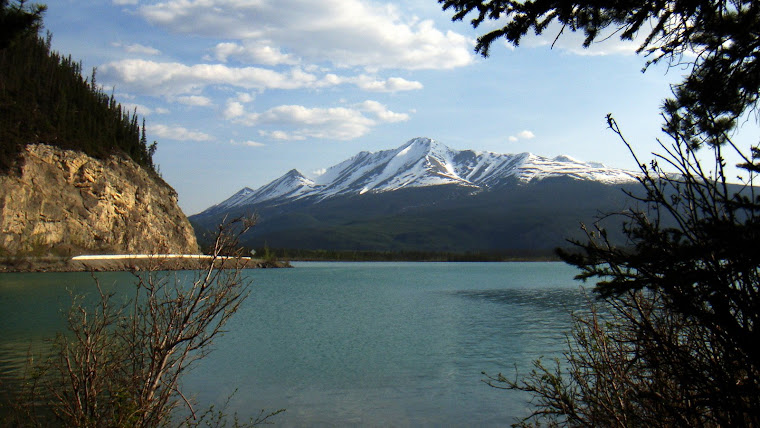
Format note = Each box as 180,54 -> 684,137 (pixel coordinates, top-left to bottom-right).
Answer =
283,169 -> 306,178
235,186 -> 255,195
552,155 -> 579,163
395,137 -> 448,156
202,138 -> 639,211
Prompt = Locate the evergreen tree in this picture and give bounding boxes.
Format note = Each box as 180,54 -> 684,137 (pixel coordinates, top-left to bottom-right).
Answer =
0,0 -> 46,49
0,1 -> 157,174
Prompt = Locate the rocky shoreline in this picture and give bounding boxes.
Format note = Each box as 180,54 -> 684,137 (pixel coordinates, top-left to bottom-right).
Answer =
0,255 -> 291,273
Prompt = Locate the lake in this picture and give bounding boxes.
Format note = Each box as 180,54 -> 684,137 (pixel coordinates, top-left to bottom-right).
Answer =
0,262 -> 590,426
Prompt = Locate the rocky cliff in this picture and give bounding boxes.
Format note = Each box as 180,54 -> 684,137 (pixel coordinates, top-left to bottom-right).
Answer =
0,144 -> 199,256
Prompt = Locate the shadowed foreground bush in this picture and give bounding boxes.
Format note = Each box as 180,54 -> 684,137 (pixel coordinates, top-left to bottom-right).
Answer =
4,217 -> 284,427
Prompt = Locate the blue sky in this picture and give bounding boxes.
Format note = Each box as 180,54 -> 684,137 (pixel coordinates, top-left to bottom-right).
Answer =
41,0 -> 741,214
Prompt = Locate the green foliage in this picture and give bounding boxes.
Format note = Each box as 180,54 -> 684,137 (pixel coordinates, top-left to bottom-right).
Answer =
552,118 -> 760,425
0,0 -> 45,49
0,1 -> 156,174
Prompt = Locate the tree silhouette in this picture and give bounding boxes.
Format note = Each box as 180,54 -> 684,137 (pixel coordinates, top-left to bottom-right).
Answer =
0,1 -> 157,174
0,0 -> 46,49
440,0 -> 760,424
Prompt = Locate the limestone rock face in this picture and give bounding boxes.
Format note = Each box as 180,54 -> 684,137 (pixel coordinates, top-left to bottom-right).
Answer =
0,144 -> 200,256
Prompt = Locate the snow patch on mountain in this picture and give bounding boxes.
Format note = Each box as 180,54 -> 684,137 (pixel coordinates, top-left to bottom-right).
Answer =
202,137 -> 639,214
204,170 -> 314,213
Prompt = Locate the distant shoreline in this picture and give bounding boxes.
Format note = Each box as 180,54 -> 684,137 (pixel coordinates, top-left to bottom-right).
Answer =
0,254 -> 291,273
255,248 -> 563,263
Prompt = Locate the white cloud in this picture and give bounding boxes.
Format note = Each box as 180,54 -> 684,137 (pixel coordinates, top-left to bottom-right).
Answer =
122,43 -> 161,56
312,168 -> 327,176
212,42 -> 298,66
99,59 -> 326,95
231,101 -> 409,141
223,101 -> 246,119
99,59 -> 422,97
121,102 -> 154,116
138,0 -> 474,70
231,139 -> 266,147
176,95 -> 213,106
356,100 -> 410,122
259,130 -> 306,141
235,93 -> 255,103
508,130 -> 536,142
248,105 -> 376,140
113,0 -> 139,4
517,130 -> 535,139
151,124 -> 213,141
223,93 -> 258,119
351,75 -> 423,92
321,74 -> 423,92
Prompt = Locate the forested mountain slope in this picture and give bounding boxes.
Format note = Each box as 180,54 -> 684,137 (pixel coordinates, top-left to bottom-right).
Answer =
191,139 -> 642,254
0,3 -> 198,257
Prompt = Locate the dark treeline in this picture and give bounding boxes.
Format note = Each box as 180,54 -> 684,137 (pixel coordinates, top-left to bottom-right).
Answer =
250,247 -> 561,262
0,8 -> 156,174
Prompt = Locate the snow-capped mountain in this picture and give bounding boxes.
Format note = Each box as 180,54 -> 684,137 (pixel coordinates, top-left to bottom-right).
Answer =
202,137 -> 638,214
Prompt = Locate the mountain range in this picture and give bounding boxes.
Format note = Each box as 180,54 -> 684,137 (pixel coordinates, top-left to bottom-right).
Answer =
190,137 -> 642,254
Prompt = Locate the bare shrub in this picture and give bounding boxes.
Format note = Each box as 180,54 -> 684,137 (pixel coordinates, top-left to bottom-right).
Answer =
6,216 -> 284,427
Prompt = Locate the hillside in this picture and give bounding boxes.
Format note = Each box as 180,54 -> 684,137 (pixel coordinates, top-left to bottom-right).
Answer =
0,3 -> 199,259
191,138 -> 641,254
0,6 -> 156,174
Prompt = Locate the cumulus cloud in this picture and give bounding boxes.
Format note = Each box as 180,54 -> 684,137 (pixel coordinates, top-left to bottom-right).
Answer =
350,75 -> 423,92
99,59 -> 325,95
357,100 -> 410,122
120,43 -> 161,56
223,92 -> 261,119
517,130 -> 535,139
99,59 -> 423,97
211,42 -> 298,66
509,130 -> 536,142
138,0 -> 474,70
248,105 -> 376,140
258,130 -> 306,141
231,101 -> 410,141
231,139 -> 266,147
121,102 -> 156,116
175,95 -> 213,106
235,92 -> 255,103
151,124 -> 213,141
223,101 -> 246,119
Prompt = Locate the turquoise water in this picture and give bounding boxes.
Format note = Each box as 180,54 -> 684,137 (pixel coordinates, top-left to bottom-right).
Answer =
0,262 -> 589,426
